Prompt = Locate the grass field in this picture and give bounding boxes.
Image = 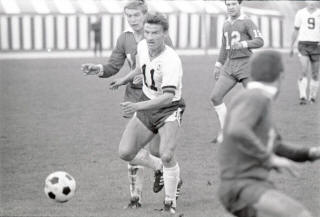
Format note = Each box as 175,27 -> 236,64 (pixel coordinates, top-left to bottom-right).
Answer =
1,54 -> 319,217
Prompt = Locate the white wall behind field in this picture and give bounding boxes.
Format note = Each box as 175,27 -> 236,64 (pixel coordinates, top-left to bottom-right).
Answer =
0,0 -> 315,52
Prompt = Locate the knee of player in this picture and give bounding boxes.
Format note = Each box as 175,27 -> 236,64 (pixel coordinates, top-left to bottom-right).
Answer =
311,73 -> 319,80
160,150 -> 174,164
297,209 -> 313,217
118,148 -> 135,162
286,205 -> 313,217
210,92 -> 222,105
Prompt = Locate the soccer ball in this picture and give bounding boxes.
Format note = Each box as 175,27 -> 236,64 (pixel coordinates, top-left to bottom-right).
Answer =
44,171 -> 76,203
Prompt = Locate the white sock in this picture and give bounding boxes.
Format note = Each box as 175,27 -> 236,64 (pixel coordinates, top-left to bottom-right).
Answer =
130,149 -> 162,171
214,103 -> 227,129
309,79 -> 319,100
298,77 -> 307,99
127,164 -> 143,200
163,163 -> 180,208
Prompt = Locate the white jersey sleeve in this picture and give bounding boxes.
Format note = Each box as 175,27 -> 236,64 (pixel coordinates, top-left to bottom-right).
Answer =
294,9 -> 303,29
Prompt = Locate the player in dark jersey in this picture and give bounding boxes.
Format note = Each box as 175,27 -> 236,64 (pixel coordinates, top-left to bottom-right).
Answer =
210,0 -> 263,143
218,50 -> 320,217
80,0 -> 178,208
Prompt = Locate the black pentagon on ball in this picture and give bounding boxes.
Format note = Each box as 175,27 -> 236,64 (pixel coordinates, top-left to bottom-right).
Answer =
48,192 -> 56,199
62,186 -> 71,195
50,177 -> 59,184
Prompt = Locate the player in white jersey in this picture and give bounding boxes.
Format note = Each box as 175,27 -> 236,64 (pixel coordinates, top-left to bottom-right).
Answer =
290,1 -> 320,104
110,13 -> 185,214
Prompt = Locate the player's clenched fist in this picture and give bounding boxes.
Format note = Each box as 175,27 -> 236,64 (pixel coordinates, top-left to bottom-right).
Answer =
81,63 -> 103,75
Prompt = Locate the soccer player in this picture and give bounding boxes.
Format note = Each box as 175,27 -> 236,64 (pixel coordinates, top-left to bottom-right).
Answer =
218,50 -> 320,217
290,1 -> 320,105
110,13 -> 185,214
210,0 -> 264,143
81,0 -> 177,208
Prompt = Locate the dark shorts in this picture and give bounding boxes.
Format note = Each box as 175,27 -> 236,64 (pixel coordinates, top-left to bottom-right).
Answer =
221,57 -> 250,82
136,92 -> 186,134
298,41 -> 320,62
218,178 -> 275,217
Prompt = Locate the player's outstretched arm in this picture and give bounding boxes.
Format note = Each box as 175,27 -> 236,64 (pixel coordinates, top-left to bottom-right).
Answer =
110,67 -> 141,90
81,63 -> 103,75
267,154 -> 300,177
120,92 -> 174,116
274,141 -> 320,162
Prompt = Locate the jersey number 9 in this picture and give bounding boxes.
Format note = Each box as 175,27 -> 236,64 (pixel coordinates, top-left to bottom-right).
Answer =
307,18 -> 315,29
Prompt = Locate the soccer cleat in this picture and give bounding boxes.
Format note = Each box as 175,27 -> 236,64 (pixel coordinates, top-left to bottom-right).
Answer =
153,170 -> 164,193
211,132 -> 223,143
125,196 -> 141,209
299,98 -> 307,105
162,200 -> 176,214
176,179 -> 183,200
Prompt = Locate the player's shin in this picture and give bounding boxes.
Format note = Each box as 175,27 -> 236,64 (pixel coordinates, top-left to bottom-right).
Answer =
298,77 -> 307,100
163,163 -> 180,208
309,78 -> 319,101
128,164 -> 144,201
130,149 -> 162,171
214,103 -> 227,129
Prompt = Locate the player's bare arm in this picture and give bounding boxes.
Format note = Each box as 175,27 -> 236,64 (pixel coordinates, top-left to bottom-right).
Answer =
267,154 -> 300,177
214,34 -> 227,80
290,28 -> 299,57
110,67 -> 142,90
121,92 -> 175,116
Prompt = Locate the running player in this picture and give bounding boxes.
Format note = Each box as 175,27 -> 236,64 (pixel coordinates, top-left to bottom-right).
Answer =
210,0 -> 264,143
290,1 -> 320,104
218,50 -> 320,217
110,13 -> 185,214
81,0 -> 177,208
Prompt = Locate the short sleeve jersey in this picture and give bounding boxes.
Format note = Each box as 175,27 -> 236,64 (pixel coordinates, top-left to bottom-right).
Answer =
222,15 -> 263,59
294,8 -> 320,42
137,39 -> 183,102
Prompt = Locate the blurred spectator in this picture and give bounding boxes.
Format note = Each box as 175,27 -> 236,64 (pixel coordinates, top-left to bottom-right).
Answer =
91,17 -> 102,57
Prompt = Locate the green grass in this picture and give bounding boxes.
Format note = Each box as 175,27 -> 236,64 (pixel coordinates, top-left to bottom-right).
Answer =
0,54 -> 319,217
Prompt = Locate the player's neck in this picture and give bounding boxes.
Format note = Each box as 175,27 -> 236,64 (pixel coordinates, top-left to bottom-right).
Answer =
230,13 -> 240,21
134,30 -> 144,42
148,43 -> 165,60
306,7 -> 316,13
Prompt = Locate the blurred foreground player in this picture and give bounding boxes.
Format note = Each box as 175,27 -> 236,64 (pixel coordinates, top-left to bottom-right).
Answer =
218,50 -> 320,217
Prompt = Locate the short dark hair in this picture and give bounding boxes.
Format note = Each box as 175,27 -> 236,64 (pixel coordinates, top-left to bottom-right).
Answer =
250,50 -> 284,83
145,13 -> 169,32
225,0 -> 243,5
124,0 -> 148,14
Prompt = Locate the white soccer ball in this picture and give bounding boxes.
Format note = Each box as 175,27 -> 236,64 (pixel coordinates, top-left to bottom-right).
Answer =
44,171 -> 76,203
